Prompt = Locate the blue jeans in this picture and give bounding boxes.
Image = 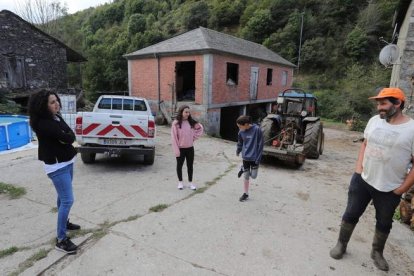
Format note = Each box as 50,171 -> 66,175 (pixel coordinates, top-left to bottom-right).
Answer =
342,173 -> 401,234
48,164 -> 74,240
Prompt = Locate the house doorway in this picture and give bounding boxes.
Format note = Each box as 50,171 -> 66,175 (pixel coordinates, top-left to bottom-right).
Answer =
175,61 -> 195,101
246,103 -> 267,124
220,106 -> 241,141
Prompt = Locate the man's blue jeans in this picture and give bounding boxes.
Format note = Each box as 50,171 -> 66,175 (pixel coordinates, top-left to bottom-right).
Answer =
342,173 -> 401,234
48,163 -> 74,241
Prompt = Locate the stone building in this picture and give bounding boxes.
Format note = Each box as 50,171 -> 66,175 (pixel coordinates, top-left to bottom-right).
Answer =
0,10 -> 85,95
124,27 -> 295,139
390,0 -> 414,106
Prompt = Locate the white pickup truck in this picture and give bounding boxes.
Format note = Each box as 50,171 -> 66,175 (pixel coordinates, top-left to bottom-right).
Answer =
75,95 -> 156,165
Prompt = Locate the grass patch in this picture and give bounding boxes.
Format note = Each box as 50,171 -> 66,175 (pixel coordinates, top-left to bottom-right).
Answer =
50,207 -> 58,213
193,187 -> 208,194
149,204 -> 168,213
0,182 -> 26,199
0,246 -> 18,258
321,118 -> 348,130
393,207 -> 401,221
10,249 -> 50,275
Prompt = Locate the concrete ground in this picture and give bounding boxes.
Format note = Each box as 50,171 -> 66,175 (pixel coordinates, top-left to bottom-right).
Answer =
0,125 -> 413,276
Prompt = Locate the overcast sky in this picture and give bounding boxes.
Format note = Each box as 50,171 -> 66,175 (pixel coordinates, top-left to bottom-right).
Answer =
0,0 -> 112,14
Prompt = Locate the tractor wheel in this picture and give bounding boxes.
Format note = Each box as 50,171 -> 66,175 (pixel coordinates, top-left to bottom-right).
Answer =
303,121 -> 323,159
260,116 -> 277,146
81,152 -> 96,164
143,149 -> 155,165
319,130 -> 325,155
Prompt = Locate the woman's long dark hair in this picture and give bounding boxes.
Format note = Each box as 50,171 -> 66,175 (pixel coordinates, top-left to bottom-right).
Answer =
28,89 -> 61,132
176,105 -> 198,128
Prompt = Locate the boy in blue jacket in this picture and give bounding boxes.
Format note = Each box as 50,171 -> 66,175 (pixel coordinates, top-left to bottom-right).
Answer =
236,115 -> 264,201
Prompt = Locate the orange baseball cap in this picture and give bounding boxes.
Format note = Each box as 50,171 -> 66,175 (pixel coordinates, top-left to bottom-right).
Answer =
369,87 -> 406,101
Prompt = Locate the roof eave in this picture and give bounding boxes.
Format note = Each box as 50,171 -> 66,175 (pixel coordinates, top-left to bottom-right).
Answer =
124,49 -> 295,68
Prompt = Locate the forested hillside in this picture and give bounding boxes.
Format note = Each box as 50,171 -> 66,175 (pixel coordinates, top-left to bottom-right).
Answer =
49,0 -> 403,125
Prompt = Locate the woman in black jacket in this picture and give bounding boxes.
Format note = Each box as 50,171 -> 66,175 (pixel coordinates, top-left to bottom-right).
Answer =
28,90 -> 80,254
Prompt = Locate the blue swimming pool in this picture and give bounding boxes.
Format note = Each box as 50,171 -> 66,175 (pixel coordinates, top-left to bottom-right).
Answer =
0,115 -> 32,151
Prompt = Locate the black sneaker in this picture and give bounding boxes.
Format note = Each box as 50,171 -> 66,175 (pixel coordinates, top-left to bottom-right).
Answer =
55,237 -> 77,254
237,166 -> 244,178
67,219 -> 81,231
239,193 -> 249,202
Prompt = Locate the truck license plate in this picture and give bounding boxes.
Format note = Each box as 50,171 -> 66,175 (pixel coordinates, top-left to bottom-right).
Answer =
103,138 -> 127,145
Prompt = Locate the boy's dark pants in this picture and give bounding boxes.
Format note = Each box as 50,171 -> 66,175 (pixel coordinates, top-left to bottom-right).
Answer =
342,173 -> 401,234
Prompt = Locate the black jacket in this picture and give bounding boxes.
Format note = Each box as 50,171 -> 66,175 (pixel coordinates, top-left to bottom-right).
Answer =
35,115 -> 77,165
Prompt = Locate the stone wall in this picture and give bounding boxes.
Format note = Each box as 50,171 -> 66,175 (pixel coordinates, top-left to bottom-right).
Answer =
0,11 -> 68,91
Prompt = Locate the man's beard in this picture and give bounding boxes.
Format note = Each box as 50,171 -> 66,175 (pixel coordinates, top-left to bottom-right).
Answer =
379,105 -> 397,121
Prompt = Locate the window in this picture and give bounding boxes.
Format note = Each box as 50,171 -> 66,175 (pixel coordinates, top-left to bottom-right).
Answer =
134,100 -> 147,111
112,98 -> 122,110
266,68 -> 273,85
123,99 -> 133,110
226,63 -> 239,85
98,98 -> 112,109
281,70 -> 288,86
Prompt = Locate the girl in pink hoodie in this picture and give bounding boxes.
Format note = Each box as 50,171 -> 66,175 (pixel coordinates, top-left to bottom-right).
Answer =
171,105 -> 204,190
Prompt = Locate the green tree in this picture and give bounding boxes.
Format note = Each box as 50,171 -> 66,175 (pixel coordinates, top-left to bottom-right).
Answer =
344,26 -> 369,61
209,0 -> 245,28
182,1 -> 210,30
240,9 -> 274,43
128,13 -> 146,35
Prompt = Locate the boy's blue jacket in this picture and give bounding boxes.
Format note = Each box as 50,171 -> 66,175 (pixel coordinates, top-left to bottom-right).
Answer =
236,124 -> 264,164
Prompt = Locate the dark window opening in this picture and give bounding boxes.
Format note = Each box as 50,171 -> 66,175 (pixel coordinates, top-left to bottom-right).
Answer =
175,61 -> 196,101
266,68 -> 273,85
226,63 -> 239,85
3,56 -> 26,88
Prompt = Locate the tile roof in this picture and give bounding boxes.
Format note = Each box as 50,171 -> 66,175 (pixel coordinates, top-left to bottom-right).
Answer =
124,27 -> 295,67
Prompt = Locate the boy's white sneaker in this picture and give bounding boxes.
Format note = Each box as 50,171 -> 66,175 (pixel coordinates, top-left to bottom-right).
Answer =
189,183 -> 197,190
177,182 -> 184,190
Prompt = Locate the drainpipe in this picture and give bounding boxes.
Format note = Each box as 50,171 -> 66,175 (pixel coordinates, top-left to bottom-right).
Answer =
155,52 -> 161,111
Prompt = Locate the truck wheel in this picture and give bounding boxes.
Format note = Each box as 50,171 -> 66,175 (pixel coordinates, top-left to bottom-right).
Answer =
261,116 -> 277,146
81,152 -> 96,164
303,121 -> 322,159
143,149 -> 155,165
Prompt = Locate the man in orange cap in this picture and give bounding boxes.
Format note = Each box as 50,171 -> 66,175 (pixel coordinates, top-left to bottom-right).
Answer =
330,87 -> 414,271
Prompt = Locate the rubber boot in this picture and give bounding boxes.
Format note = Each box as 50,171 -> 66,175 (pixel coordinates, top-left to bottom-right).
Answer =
329,221 -> 356,259
371,230 -> 389,271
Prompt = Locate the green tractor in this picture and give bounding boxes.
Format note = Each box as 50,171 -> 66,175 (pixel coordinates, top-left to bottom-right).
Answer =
260,88 -> 324,166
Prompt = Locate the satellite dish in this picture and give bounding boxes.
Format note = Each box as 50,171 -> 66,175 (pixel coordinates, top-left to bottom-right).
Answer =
379,44 -> 399,67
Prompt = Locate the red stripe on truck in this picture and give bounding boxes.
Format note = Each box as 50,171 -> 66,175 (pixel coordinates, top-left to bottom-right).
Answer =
82,123 -> 100,135
97,125 -> 134,137
131,125 -> 148,137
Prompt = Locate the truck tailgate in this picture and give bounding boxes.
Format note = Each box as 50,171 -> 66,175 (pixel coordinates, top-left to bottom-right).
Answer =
79,112 -> 150,139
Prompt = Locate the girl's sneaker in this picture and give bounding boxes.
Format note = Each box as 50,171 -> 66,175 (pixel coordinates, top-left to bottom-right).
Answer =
177,182 -> 184,190
189,183 -> 197,190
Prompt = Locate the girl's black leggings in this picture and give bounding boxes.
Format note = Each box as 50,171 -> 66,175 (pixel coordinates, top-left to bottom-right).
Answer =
176,147 -> 194,182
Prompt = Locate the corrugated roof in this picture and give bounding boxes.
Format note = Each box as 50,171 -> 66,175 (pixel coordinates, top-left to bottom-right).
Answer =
124,27 -> 295,67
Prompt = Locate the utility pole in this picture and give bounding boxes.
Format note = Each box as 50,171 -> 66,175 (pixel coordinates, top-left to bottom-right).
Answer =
297,11 -> 304,74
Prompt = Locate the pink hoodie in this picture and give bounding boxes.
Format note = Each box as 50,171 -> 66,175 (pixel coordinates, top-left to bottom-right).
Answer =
171,120 -> 204,157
